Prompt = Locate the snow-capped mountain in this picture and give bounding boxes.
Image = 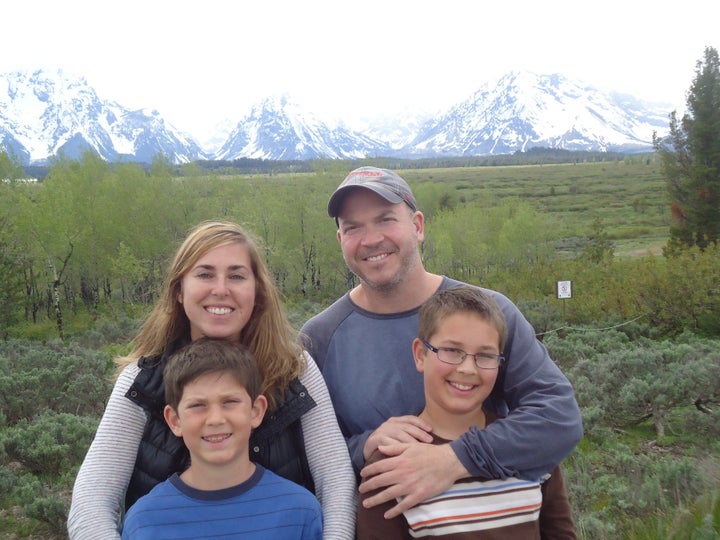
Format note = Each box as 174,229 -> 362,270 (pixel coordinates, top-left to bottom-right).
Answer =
215,95 -> 389,161
214,72 -> 671,160
348,106 -> 437,150
0,69 -> 674,164
407,71 -> 671,156
0,70 -> 207,165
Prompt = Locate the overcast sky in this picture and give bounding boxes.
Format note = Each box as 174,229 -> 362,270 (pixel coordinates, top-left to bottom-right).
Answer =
4,0 -> 718,138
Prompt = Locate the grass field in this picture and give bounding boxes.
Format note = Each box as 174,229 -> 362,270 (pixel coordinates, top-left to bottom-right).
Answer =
394,157 -> 668,256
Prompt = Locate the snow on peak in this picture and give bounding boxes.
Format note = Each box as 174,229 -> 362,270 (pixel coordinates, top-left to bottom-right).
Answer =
1,68 -> 675,163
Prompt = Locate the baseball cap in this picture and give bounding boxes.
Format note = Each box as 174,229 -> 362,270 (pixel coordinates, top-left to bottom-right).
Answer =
327,166 -> 418,218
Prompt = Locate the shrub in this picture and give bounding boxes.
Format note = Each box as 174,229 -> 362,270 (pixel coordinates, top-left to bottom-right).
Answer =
562,336 -> 720,437
75,313 -> 141,349
1,411 -> 98,476
0,340 -> 113,424
12,473 -> 73,537
0,465 -> 18,501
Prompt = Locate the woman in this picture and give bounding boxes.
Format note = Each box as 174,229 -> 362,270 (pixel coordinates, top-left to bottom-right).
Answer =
68,221 -> 356,539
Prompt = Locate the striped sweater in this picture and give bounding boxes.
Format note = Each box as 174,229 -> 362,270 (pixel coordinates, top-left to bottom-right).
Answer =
357,431 -> 576,539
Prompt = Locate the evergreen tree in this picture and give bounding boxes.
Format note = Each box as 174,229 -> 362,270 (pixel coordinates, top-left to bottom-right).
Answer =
581,217 -> 614,263
654,46 -> 720,249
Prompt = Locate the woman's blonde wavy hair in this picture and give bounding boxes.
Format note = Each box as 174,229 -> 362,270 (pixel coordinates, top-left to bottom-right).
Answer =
116,220 -> 304,411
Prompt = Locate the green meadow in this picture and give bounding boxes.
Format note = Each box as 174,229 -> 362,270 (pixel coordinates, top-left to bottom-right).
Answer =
389,157 -> 668,255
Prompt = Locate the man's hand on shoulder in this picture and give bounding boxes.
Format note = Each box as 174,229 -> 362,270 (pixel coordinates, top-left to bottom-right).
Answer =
358,442 -> 469,519
363,416 -> 433,461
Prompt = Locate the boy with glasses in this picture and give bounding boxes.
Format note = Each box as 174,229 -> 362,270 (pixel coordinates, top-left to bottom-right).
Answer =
356,286 -> 576,539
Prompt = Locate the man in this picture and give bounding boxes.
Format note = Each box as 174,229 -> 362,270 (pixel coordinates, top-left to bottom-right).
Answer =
300,166 -> 583,518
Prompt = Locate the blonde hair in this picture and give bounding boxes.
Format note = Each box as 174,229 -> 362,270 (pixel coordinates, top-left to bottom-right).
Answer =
116,220 -> 304,411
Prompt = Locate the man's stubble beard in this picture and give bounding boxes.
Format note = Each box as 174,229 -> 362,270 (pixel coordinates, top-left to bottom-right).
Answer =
344,245 -> 421,295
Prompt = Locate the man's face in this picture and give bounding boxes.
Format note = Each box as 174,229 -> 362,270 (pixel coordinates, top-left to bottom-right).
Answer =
336,188 -> 423,292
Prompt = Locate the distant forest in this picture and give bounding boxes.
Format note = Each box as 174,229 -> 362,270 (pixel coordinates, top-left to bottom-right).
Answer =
23,148 -> 635,180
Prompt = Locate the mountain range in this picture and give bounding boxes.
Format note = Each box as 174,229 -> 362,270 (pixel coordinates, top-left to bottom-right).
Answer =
0,69 -> 674,165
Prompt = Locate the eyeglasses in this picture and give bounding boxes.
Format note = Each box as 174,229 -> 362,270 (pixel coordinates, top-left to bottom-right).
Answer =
422,340 -> 504,370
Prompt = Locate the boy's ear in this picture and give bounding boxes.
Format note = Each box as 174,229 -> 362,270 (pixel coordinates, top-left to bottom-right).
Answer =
251,395 -> 268,429
164,405 -> 183,437
412,338 -> 426,373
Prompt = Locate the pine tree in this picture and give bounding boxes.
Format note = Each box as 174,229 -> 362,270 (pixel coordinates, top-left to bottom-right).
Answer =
654,46 -> 720,250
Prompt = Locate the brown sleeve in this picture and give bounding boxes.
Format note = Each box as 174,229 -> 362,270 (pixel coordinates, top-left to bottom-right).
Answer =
355,450 -> 411,540
539,466 -> 577,540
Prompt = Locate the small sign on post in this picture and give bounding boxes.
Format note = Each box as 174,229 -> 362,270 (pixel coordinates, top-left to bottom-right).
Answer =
557,280 -> 572,299
557,280 -> 572,320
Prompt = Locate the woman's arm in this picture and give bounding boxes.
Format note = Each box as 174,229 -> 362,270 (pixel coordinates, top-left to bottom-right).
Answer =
67,364 -> 146,540
299,353 -> 358,540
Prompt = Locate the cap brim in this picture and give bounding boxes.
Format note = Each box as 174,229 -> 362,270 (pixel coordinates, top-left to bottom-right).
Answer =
327,183 -> 404,218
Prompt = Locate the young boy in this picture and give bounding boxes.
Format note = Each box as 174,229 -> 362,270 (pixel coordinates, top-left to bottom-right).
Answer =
121,338 -> 322,540
356,286 -> 576,539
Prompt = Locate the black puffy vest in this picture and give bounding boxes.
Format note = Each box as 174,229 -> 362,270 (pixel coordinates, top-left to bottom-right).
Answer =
123,352 -> 317,511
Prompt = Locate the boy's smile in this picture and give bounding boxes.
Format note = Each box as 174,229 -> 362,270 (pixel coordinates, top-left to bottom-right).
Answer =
164,370 -> 266,490
414,312 -> 501,439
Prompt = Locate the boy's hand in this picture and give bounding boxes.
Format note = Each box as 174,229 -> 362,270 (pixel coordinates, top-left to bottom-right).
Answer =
359,442 -> 469,519
363,416 -> 433,461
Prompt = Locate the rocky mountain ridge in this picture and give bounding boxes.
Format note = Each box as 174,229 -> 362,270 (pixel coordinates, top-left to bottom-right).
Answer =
0,69 -> 673,165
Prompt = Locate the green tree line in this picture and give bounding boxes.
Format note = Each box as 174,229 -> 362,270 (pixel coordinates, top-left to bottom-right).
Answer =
1,151 -> 719,341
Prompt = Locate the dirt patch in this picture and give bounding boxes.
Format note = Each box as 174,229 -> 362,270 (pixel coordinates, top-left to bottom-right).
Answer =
618,243 -> 665,258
